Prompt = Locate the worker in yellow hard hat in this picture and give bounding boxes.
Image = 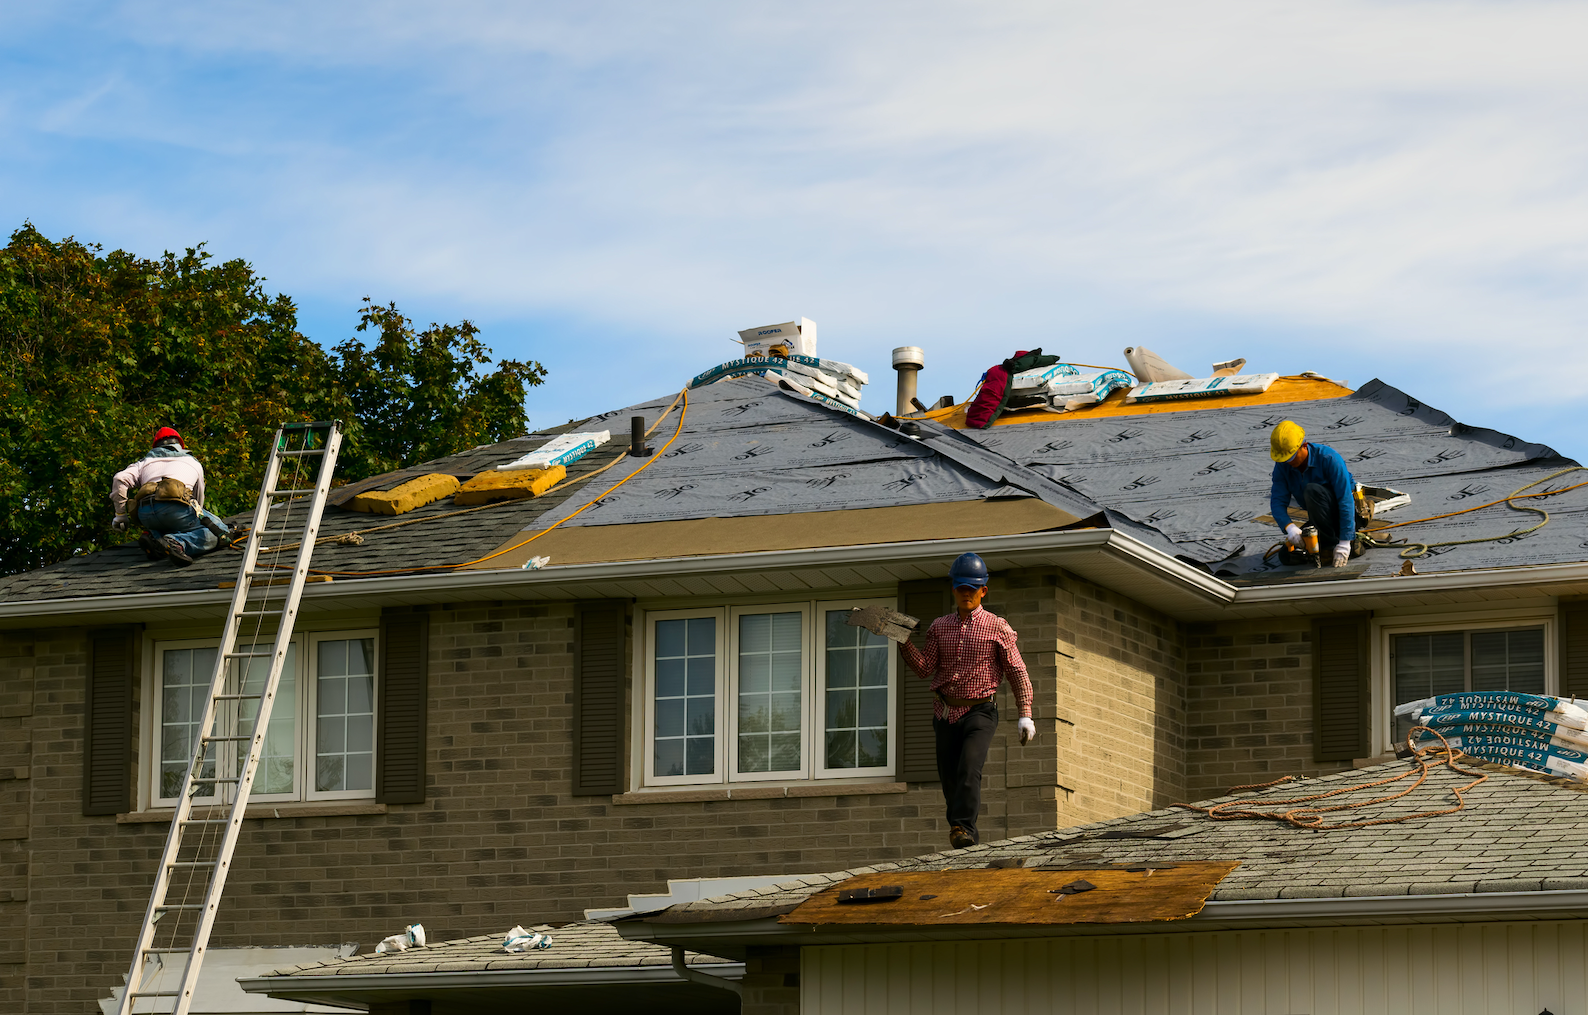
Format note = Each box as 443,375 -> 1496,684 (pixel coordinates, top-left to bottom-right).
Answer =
1269,420 -> 1361,567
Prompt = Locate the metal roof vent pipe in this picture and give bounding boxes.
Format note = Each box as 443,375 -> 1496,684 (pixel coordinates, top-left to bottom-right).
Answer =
628,415 -> 652,457
892,346 -> 924,416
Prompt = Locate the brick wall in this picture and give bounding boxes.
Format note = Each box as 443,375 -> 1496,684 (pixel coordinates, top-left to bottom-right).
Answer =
0,631 -> 32,1012
1184,618 -> 1353,800
1045,570 -> 1187,825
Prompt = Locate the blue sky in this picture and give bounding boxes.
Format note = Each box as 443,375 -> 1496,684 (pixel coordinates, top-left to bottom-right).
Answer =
4,1 -> 1586,459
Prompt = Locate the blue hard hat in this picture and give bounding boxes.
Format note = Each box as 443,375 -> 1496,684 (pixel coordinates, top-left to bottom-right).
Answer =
948,552 -> 989,589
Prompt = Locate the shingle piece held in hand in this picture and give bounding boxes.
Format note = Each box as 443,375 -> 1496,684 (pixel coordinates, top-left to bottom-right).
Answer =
846,605 -> 920,644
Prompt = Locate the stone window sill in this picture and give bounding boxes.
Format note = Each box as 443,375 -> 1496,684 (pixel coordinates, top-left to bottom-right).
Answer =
118,801 -> 387,823
613,781 -> 908,805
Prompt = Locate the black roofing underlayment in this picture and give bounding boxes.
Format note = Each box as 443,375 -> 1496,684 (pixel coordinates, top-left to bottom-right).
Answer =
1,375 -> 1583,603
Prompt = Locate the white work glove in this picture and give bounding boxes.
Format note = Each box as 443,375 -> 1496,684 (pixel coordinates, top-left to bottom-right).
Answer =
1016,717 -> 1036,745
1332,541 -> 1351,567
1283,523 -> 1301,547
112,514 -> 129,532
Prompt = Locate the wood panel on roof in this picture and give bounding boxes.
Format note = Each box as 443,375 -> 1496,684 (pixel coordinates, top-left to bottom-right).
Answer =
779,862 -> 1240,926
464,498 -> 1082,570
920,375 -> 1352,429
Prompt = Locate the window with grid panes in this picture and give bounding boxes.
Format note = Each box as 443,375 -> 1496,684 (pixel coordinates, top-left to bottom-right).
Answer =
1391,627 -> 1545,743
150,632 -> 377,805
643,599 -> 896,786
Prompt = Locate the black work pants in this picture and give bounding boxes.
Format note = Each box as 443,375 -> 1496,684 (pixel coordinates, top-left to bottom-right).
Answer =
933,701 -> 998,841
1303,483 -> 1343,548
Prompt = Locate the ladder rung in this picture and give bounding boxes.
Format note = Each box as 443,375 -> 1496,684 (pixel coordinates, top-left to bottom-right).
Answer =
223,651 -> 272,660
144,947 -> 197,953
189,775 -> 241,783
212,693 -> 263,701
130,989 -> 183,997
179,819 -> 231,826
167,860 -> 217,868
156,904 -> 206,911
279,449 -> 327,456
267,489 -> 315,497
200,734 -> 253,742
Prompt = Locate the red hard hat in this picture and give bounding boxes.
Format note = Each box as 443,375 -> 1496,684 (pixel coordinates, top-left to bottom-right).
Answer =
152,427 -> 184,448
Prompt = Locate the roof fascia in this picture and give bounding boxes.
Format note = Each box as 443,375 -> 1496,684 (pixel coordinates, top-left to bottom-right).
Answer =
238,960 -> 745,999
616,889 -> 1588,951
0,526 -> 1233,625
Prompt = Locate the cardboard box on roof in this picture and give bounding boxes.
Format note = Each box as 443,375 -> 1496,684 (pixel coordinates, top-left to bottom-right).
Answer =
454,465 -> 566,505
346,473 -> 461,516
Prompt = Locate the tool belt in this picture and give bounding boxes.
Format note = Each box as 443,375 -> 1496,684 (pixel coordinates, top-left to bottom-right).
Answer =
130,477 -> 196,514
935,690 -> 994,709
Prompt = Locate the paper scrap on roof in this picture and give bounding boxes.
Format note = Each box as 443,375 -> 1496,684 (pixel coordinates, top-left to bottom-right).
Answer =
1128,373 -> 1280,403
496,432 -> 609,471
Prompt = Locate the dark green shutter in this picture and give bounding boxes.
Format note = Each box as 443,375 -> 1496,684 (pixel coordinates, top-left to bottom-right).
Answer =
897,580 -> 951,783
377,611 -> 429,804
574,602 -> 627,796
1560,600 -> 1588,700
1312,613 -> 1370,762
84,627 -> 134,816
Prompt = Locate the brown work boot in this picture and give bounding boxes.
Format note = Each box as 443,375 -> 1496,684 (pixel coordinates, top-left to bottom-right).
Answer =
136,533 -> 168,561
160,536 -> 195,567
949,825 -> 976,849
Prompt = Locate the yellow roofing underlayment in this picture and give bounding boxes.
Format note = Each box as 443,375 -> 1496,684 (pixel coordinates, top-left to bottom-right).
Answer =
919,374 -> 1352,428
466,498 -> 1082,570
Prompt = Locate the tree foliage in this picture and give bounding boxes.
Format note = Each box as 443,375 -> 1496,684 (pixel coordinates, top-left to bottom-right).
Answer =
0,223 -> 546,576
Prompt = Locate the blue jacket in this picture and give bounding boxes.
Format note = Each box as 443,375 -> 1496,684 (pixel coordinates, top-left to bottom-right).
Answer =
1270,442 -> 1356,543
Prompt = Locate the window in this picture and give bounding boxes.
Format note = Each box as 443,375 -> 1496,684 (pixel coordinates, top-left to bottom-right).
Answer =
148,631 -> 377,806
642,599 -> 897,787
1389,624 -> 1547,744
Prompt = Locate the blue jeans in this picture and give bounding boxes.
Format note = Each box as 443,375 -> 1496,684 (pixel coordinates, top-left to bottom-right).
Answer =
137,502 -> 224,558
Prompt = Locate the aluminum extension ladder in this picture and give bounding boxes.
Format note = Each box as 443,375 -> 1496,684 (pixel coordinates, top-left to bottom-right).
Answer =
114,421 -> 343,1015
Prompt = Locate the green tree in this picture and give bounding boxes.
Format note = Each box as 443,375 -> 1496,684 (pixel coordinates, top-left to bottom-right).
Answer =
0,223 -> 546,577
333,299 -> 547,479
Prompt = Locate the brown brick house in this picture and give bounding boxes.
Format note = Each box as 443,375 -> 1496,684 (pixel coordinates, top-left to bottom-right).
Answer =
3,371 -> 1585,1012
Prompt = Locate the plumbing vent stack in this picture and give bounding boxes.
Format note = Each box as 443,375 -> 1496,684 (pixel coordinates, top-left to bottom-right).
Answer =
1123,346 -> 1193,383
892,346 -> 924,416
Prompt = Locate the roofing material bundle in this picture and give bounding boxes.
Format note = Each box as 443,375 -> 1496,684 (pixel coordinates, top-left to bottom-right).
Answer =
1396,692 -> 1588,779
1127,373 -> 1280,403
693,354 -> 868,411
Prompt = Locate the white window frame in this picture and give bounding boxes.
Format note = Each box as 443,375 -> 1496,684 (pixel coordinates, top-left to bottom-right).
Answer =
644,607 -> 729,787
638,598 -> 899,789
1373,607 -> 1556,755
727,603 -> 814,783
305,630 -> 380,802
814,597 -> 898,782
145,629 -> 378,808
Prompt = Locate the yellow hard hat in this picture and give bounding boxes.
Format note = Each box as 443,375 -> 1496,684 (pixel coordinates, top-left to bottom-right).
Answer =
1270,420 -> 1305,462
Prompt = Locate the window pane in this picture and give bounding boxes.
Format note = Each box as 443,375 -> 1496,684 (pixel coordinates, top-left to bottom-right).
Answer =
655,617 -> 716,777
235,648 -> 296,796
824,610 -> 890,770
161,647 -> 217,798
737,613 -> 802,774
1393,632 -> 1465,744
316,639 -> 374,793
1471,629 -> 1545,694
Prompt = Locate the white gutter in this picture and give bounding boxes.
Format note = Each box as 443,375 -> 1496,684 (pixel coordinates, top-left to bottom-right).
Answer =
616,889 -> 1588,946
0,526 -> 1231,622
238,960 -> 745,996
9,523 -> 1584,626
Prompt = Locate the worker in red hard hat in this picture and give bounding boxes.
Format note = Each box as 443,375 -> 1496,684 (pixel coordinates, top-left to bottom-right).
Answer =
898,552 -> 1035,850
110,427 -> 231,566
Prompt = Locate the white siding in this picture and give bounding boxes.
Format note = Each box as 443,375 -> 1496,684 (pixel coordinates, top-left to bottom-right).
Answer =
802,921 -> 1588,1015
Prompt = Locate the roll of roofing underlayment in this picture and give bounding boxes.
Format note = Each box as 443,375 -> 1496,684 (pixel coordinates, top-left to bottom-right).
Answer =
1396,692 -> 1588,779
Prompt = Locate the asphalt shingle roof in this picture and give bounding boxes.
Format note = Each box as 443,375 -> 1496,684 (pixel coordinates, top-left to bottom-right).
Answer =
260,919 -> 731,978
637,760 -> 1588,923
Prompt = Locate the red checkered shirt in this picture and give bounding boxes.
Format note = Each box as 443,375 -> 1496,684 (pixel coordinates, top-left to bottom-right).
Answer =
899,606 -> 1033,723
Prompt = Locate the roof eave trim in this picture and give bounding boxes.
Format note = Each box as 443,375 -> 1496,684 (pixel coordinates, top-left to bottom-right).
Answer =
1229,559 -> 1588,606
615,889 -> 1588,945
0,526 -> 1232,621
238,960 -> 746,996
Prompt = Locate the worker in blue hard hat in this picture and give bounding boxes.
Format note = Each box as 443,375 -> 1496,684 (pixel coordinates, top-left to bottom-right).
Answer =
1268,420 -> 1363,567
898,552 -> 1035,849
